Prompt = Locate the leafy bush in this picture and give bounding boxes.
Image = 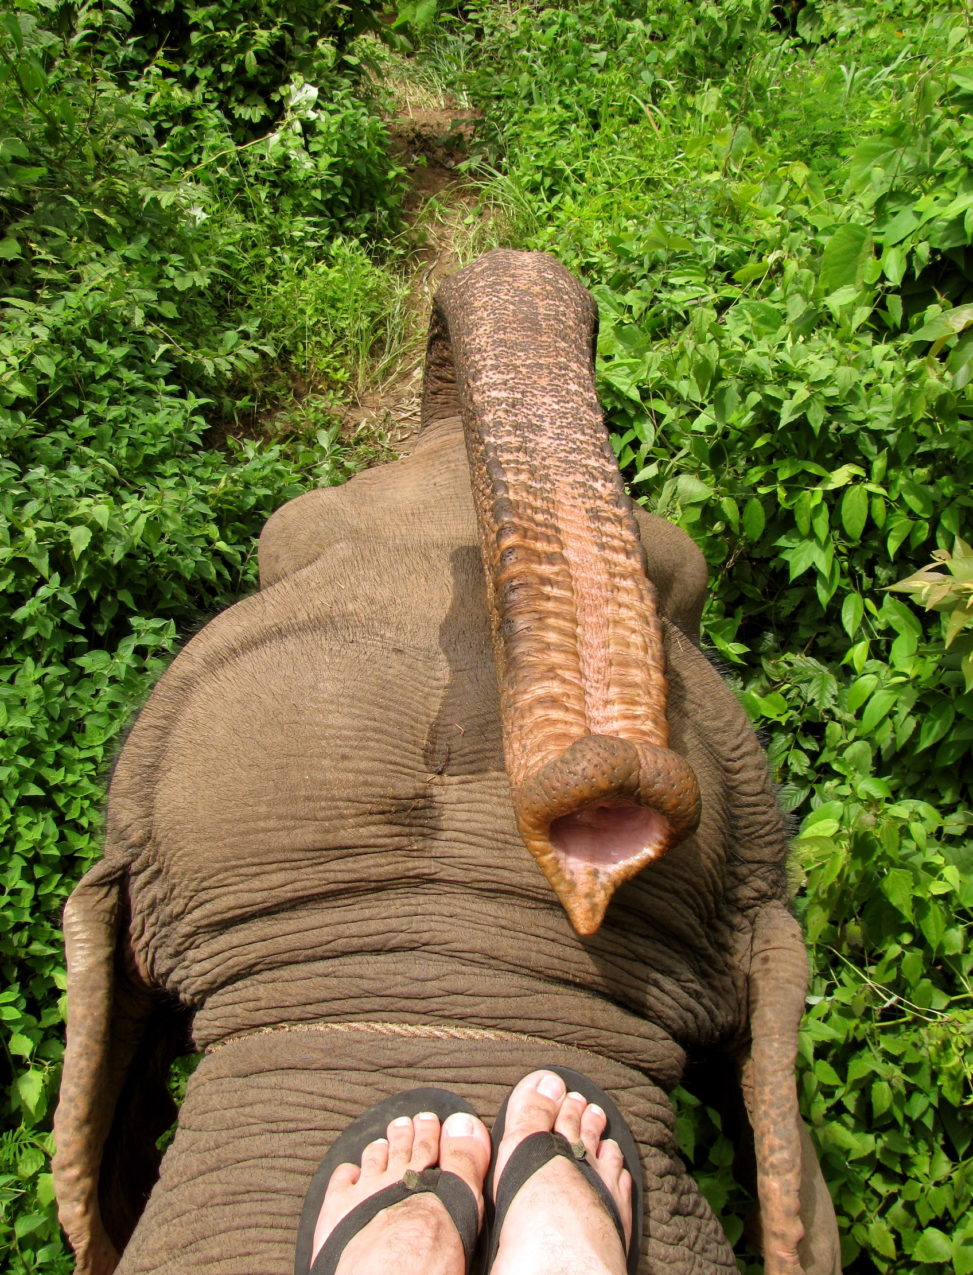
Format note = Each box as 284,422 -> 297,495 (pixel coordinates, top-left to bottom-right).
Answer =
0,1 -> 408,1266
890,538 -> 973,690
445,1 -> 972,1270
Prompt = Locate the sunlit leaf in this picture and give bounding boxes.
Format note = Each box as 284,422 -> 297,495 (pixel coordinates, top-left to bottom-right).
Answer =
820,223 -> 871,294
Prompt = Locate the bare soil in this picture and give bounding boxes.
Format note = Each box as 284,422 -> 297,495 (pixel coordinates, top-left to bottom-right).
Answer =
335,102 -> 484,455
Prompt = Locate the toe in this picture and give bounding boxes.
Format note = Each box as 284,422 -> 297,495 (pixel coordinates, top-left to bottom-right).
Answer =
329,1162 -> 361,1191
595,1138 -> 632,1249
492,1070 -> 567,1190
579,1101 -> 608,1162
503,1070 -> 566,1139
595,1136 -> 624,1177
553,1090 -> 587,1146
386,1115 -> 415,1173
409,1112 -> 440,1170
360,1137 -> 390,1176
440,1110 -> 491,1203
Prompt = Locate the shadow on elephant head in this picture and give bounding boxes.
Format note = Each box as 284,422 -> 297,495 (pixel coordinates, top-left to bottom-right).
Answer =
53,250 -> 841,1275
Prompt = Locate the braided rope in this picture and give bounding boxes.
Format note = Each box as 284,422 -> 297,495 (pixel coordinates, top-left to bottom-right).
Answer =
205,1018 -> 612,1067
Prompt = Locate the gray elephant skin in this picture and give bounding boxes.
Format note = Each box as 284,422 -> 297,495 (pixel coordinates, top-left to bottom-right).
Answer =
53,251 -> 841,1275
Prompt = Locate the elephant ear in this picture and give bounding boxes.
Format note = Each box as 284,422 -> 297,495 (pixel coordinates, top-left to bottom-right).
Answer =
53,855 -> 190,1275
738,903 -> 842,1275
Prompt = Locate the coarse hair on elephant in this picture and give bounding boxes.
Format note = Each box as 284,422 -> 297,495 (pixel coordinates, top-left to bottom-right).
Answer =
53,250 -> 841,1275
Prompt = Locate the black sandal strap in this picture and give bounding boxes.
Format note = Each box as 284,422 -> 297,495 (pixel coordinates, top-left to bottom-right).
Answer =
486,1131 -> 625,1271
309,1169 -> 479,1275
422,1169 -> 481,1266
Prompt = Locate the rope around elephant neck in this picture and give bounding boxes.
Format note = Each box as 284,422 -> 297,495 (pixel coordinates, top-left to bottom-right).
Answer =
204,1018 -> 609,1065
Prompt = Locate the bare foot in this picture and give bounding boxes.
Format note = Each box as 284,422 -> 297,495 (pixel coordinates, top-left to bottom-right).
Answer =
310,1109 -> 491,1275
490,1070 -> 633,1275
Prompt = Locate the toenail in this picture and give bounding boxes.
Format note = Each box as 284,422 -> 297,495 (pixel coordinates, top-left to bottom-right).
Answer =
589,1104 -> 605,1118
538,1073 -> 566,1100
445,1113 -> 475,1136
566,1091 -> 585,1102
416,1111 -> 437,1121
391,1116 -> 412,1127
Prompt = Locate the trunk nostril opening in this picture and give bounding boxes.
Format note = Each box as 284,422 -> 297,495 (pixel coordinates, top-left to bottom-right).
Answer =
549,803 -> 669,870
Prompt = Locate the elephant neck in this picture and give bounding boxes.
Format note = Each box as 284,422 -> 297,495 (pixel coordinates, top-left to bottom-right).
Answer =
188,948 -> 691,1091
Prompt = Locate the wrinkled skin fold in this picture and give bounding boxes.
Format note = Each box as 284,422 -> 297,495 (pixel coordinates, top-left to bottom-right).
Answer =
54,251 -> 841,1275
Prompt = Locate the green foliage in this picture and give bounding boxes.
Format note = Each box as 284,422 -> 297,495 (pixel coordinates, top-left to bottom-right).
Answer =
443,1 -> 973,1269
890,537 -> 973,690
0,0 -> 408,1266
259,237 -> 412,395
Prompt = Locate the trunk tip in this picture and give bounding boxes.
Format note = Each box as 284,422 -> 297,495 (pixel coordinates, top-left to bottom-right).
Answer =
514,735 -> 701,933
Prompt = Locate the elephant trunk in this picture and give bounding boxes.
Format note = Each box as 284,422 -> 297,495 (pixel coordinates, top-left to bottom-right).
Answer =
422,251 -> 700,935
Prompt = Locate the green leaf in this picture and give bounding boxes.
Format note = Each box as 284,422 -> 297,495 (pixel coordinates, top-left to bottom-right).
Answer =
948,328 -> 973,390
917,701 -> 954,751
69,526 -> 92,559
860,687 -> 896,734
840,486 -> 868,540
871,1080 -> 893,1117
820,223 -> 871,295
882,868 -> 914,920
882,244 -> 907,286
847,674 -> 877,712
841,593 -> 864,638
15,1069 -> 45,1117
847,138 -> 901,191
887,517 -> 913,559
911,303 -> 973,343
918,903 -> 945,952
867,1216 -> 896,1259
881,208 -> 920,245
8,1032 -> 34,1058
742,497 -> 765,541
814,1060 -> 842,1086
784,539 -> 821,581
914,1228 -> 952,1263
821,464 -> 866,491
675,474 -> 713,504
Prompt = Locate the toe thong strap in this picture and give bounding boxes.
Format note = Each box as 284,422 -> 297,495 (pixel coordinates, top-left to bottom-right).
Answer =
486,1131 -> 626,1271
309,1169 -> 479,1275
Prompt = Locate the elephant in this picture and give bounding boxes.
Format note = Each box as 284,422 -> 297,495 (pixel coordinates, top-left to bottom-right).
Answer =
53,250 -> 841,1275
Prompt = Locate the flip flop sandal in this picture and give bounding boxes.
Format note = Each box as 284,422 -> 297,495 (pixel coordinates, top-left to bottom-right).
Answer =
484,1066 -> 644,1275
294,1087 -> 481,1275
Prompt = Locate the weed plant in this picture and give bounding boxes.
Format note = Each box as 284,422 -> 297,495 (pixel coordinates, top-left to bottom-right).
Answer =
437,0 -> 973,1271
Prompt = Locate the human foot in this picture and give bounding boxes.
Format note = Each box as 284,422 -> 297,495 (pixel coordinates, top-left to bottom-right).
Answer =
307,1105 -> 491,1275
487,1069 -> 635,1275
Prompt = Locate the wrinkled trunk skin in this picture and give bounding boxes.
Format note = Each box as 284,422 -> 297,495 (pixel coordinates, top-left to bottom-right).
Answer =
424,254 -> 700,935
53,252 -> 839,1275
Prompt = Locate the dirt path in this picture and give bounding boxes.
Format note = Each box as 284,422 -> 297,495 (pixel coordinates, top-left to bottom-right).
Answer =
338,95 -> 485,455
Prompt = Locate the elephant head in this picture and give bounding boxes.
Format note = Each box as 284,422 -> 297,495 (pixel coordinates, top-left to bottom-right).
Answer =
53,251 -> 840,1275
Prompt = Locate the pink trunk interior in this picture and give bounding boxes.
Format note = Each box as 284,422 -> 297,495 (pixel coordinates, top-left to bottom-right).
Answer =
549,803 -> 668,870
